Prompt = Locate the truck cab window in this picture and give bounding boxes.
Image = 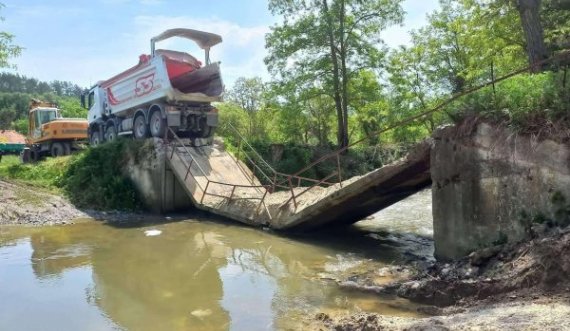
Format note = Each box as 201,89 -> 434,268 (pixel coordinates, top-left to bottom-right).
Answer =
38,109 -> 58,125
88,91 -> 95,109
33,110 -> 40,129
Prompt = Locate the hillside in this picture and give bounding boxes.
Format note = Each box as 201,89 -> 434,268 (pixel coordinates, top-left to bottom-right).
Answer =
0,73 -> 86,134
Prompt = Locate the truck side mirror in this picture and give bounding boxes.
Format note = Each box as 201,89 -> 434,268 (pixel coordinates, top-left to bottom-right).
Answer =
81,94 -> 86,109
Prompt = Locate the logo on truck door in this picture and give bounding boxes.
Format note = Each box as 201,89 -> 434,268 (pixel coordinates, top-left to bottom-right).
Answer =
135,73 -> 155,97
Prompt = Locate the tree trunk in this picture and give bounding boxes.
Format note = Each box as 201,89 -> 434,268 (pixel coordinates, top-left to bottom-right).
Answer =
517,0 -> 548,71
339,0 -> 349,150
322,0 -> 346,150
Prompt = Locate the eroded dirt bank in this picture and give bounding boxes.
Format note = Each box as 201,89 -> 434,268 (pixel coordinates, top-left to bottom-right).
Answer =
0,180 -> 86,225
313,224 -> 570,330
0,180 -> 169,225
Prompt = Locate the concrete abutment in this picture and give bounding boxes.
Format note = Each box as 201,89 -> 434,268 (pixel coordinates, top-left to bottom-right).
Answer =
125,139 -> 193,213
432,120 -> 570,260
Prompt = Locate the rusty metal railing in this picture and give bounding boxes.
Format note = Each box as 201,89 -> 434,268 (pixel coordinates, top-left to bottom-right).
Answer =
223,123 -> 341,194
165,51 -> 570,218
164,127 -> 273,219
220,51 -> 570,212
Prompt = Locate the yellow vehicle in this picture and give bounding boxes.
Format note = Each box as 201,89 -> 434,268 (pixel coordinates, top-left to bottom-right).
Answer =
22,100 -> 88,162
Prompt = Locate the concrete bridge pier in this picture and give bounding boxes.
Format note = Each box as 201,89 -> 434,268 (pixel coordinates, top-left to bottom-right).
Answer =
125,139 -> 193,213
432,121 -> 570,260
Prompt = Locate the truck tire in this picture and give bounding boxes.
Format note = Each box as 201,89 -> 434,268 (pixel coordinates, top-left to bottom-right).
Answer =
198,118 -> 213,138
30,148 -> 40,163
63,142 -> 72,155
134,114 -> 148,140
90,131 -> 102,146
149,110 -> 166,138
106,125 -> 118,142
50,142 -> 65,157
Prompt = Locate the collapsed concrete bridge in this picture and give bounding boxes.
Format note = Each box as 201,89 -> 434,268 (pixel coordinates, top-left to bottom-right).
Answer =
127,120 -> 570,260
131,130 -> 432,231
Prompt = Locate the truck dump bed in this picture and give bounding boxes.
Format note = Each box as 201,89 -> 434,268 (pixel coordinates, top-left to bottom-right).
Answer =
0,130 -> 25,154
100,51 -> 223,115
159,49 -> 223,96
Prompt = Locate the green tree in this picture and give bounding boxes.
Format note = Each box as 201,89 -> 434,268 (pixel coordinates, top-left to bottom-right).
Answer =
58,98 -> 86,118
348,70 -> 386,145
0,3 -> 23,69
265,0 -> 404,149
226,77 -> 265,138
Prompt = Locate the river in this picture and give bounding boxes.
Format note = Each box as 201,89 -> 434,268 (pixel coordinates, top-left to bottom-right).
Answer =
0,190 -> 433,331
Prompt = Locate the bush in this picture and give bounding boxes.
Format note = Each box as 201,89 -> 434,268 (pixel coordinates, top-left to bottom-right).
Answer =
61,139 -> 143,210
0,139 -> 144,211
452,71 -> 570,129
223,137 -> 411,188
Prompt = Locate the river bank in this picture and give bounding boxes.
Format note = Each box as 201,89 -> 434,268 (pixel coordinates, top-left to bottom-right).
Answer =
0,179 -> 178,225
313,222 -> 570,330
0,179 -> 84,225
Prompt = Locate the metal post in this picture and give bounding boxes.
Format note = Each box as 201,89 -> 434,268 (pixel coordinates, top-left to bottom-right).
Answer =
200,181 -> 210,204
184,159 -> 194,180
272,173 -> 277,193
288,177 -> 297,209
256,189 -> 269,215
229,186 -> 237,200
337,154 -> 343,188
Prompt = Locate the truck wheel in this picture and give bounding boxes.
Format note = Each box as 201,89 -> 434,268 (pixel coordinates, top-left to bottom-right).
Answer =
134,114 -> 148,140
50,142 -> 65,157
149,110 -> 166,138
63,142 -> 72,155
198,118 -> 213,138
106,125 -> 118,142
90,131 -> 102,146
30,149 -> 40,163
20,148 -> 31,164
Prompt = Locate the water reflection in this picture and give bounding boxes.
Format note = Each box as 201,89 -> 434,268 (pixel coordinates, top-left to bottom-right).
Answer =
0,193 -> 432,331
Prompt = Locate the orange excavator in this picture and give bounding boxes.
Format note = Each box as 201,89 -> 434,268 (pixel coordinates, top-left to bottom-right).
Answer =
21,100 -> 88,162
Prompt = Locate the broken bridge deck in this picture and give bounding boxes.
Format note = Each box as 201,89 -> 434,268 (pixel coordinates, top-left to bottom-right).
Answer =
164,138 -> 432,230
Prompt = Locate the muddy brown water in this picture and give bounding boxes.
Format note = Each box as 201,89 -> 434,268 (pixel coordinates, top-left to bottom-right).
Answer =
0,190 -> 433,331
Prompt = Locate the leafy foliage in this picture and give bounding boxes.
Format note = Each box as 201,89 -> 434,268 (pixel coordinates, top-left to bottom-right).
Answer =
0,4 -> 22,69
0,73 -> 86,130
62,139 -> 142,210
266,0 -> 404,148
449,71 -> 570,129
0,140 -> 144,211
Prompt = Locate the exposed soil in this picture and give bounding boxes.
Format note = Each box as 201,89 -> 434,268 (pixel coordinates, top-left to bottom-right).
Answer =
313,225 -> 570,330
0,180 -> 86,225
311,298 -> 570,331
0,179 -> 174,226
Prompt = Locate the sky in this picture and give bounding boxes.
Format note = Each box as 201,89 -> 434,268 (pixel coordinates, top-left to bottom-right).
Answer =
1,0 -> 440,88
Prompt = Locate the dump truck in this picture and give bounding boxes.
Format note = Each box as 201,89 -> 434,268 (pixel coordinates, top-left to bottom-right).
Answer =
21,100 -> 89,162
82,28 -> 224,145
0,130 -> 25,162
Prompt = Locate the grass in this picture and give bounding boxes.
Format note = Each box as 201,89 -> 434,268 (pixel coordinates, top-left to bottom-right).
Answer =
0,154 -> 68,190
450,71 -> 570,137
0,139 -> 145,211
